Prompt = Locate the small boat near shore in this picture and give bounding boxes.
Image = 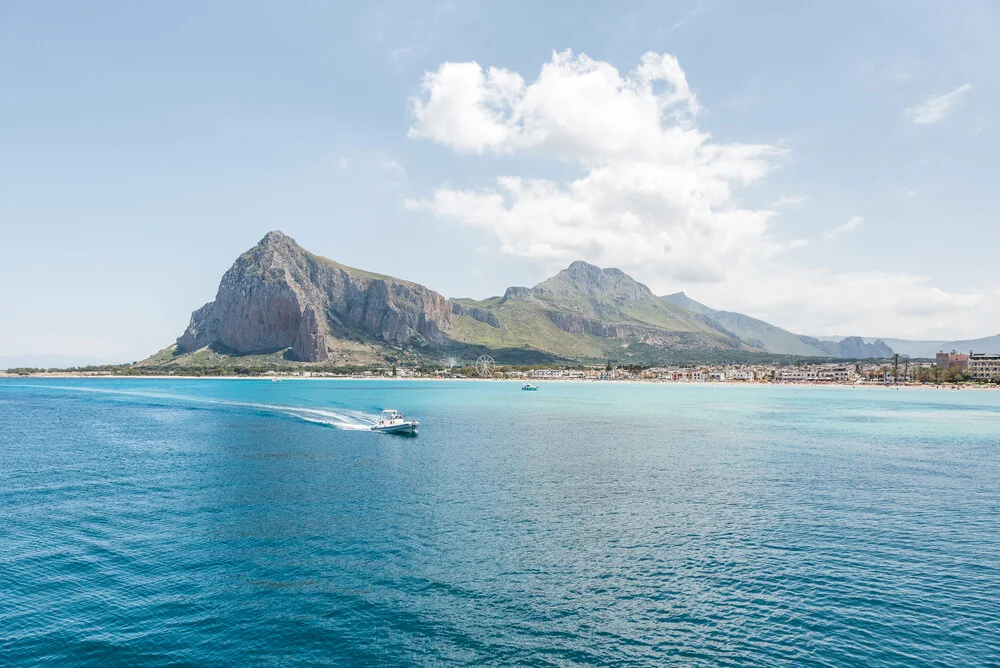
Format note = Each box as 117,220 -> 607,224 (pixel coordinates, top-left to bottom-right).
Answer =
371,409 -> 419,434
522,383 -> 538,391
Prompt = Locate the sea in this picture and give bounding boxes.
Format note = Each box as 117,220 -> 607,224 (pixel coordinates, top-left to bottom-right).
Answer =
1,378 -> 998,666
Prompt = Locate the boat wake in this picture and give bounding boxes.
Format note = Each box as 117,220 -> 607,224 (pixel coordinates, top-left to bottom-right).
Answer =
255,405 -> 375,430
23,385 -> 377,431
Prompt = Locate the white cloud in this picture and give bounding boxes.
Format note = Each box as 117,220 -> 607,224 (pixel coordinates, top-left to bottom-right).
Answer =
691,266 -> 987,340
408,50 -> 702,156
822,215 -> 864,241
905,83 -> 972,124
381,159 -> 405,175
407,49 -> 779,282
407,52 -> 996,338
665,0 -> 708,34
337,157 -> 348,170
773,194 -> 809,208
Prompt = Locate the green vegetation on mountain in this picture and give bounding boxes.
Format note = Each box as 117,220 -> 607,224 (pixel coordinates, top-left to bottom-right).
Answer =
134,232 -> 905,370
664,291 -> 826,355
446,261 -> 742,362
157,234 -> 751,368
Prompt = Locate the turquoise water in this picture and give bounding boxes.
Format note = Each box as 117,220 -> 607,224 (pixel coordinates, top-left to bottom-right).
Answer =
1,379 -> 998,665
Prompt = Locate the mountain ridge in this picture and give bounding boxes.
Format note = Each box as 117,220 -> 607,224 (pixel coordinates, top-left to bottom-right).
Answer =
662,293 -> 894,358
156,231 -> 984,368
447,260 -> 745,360
168,232 -> 747,366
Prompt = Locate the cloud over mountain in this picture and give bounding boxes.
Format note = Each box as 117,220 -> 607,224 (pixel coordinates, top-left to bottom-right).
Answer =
407,49 -> 787,284
406,51 -> 994,340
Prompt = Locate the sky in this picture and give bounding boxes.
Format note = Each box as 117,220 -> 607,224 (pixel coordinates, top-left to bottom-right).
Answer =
1,0 -> 998,363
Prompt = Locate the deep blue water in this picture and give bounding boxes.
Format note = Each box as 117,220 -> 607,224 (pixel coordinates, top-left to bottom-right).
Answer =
1,379 -> 998,666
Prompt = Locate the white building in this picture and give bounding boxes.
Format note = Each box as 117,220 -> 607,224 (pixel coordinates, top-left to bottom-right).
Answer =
968,353 -> 1000,380
776,366 -> 851,382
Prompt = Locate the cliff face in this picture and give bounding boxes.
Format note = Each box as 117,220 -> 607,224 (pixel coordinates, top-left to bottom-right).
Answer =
172,235 -> 898,367
450,301 -> 505,329
177,231 -> 452,362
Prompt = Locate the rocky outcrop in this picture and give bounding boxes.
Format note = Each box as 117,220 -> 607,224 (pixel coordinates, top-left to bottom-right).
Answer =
546,311 -> 741,350
501,286 -> 536,303
798,335 -> 894,359
533,261 -> 652,303
546,312 -> 620,337
177,231 -> 452,362
826,336 -> 894,359
450,301 -> 504,329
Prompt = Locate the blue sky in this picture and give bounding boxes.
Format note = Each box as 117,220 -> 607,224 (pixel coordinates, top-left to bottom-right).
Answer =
1,1 -> 997,363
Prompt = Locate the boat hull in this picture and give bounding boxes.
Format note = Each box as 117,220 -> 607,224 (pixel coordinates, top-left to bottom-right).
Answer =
371,421 -> 419,434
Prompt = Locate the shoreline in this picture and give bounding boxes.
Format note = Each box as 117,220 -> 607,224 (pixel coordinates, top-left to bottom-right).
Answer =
0,373 -> 994,391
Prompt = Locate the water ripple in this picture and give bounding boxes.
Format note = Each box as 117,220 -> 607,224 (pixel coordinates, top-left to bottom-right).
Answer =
1,379 -> 998,665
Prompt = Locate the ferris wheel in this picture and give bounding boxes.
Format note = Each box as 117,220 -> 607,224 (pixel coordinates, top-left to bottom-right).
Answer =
475,355 -> 496,378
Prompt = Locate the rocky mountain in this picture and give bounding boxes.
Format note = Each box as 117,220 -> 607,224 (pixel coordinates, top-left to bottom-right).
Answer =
176,231 -> 452,363
160,231 -> 903,368
801,335 -> 894,359
664,292 -> 827,356
449,261 -> 744,359
164,234 -> 747,367
663,292 -> 894,359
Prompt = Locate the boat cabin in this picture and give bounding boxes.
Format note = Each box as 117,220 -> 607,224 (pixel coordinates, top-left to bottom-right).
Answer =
379,409 -> 402,423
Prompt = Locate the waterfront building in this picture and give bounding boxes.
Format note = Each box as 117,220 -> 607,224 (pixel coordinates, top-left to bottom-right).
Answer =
776,366 -> 851,382
936,351 -> 969,370
968,353 -> 1000,380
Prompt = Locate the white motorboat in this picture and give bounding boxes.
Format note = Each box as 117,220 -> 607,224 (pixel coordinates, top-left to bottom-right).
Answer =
522,383 -> 538,391
371,409 -> 419,434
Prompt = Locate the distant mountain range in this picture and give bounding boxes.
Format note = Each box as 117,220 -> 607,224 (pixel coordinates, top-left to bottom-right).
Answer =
662,293 -> 895,359
855,335 -> 1000,359
136,231 -> 995,369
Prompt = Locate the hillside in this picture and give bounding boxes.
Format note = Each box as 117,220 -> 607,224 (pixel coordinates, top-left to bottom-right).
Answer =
151,234 -> 751,369
663,292 -> 893,358
449,262 -> 745,361
146,232 -> 927,370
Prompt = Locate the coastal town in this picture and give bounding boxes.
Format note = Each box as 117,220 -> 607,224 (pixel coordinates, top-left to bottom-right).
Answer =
5,351 -> 1000,386
429,350 -> 1000,385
